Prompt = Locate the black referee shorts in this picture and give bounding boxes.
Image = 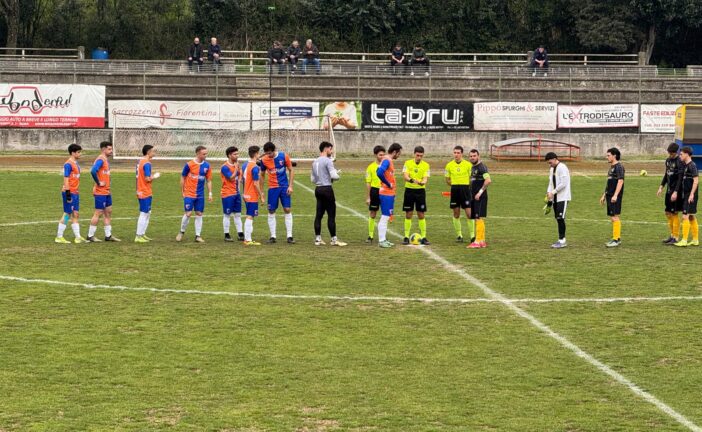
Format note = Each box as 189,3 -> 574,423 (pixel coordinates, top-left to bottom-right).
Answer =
470,193 -> 488,219
665,191 -> 684,213
683,195 -> 698,215
450,185 -> 471,209
553,201 -> 568,220
402,188 -> 427,212
606,195 -> 622,217
368,187 -> 380,211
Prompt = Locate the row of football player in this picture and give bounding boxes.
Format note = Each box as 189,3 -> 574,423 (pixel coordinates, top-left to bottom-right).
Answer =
54,141 -> 700,248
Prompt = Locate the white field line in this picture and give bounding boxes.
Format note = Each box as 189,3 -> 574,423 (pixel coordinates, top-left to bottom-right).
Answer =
0,214 -> 666,228
294,180 -> 702,432
3,274 -> 702,306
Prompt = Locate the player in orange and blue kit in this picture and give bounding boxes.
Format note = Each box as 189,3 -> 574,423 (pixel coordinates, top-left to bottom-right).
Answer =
221,146 -> 244,242
376,142 -> 402,248
134,144 -> 160,243
55,143 -> 86,244
177,145 -> 213,243
260,141 -> 296,244
241,145 -> 265,246
87,141 -> 120,242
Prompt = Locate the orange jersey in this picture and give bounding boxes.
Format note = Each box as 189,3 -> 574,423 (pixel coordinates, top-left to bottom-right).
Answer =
63,159 -> 81,194
136,157 -> 153,198
181,160 -> 212,198
241,161 -> 261,203
220,162 -> 241,197
91,155 -> 111,195
260,151 -> 292,188
378,156 -> 396,196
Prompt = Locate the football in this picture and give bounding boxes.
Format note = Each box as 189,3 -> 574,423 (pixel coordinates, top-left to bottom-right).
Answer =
640,169 -> 648,176
409,233 -> 422,245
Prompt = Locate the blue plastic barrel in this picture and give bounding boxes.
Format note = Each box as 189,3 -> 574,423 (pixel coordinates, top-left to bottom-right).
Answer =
91,48 -> 109,60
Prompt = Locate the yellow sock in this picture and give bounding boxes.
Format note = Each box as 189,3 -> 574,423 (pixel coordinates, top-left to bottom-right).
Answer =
666,214 -> 675,237
672,215 -> 681,239
404,218 -> 412,237
476,219 -> 486,243
452,218 -> 462,237
691,218 -> 699,241
368,217 -> 375,238
612,220 -> 621,240
682,219 -> 691,241
418,218 -> 426,238
468,219 -> 476,239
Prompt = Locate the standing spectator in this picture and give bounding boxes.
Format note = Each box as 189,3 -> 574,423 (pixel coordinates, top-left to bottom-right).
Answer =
409,43 -> 430,76
287,40 -> 302,74
530,45 -> 549,77
187,37 -> 204,72
268,41 -> 288,74
390,42 -> 408,74
302,39 -> 321,75
208,37 -> 222,72
545,152 -> 571,249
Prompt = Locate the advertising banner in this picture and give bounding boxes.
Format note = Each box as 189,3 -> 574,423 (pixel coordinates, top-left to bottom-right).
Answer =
362,101 -> 472,131
0,84 -> 105,128
558,104 -> 639,129
251,101 -> 320,129
108,100 -> 250,129
474,102 -> 557,131
640,104 -> 680,133
322,101 -> 362,130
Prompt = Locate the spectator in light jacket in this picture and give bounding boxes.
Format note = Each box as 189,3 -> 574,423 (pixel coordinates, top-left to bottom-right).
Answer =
302,39 -> 321,75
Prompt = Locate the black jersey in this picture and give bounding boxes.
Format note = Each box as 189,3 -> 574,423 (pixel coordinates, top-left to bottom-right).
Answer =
471,162 -> 489,192
661,156 -> 683,193
605,163 -> 625,195
681,160 -> 699,197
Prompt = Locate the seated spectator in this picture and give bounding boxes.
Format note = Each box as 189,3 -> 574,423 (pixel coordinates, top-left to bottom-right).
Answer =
268,41 -> 288,74
301,39 -> 321,75
287,40 -> 301,74
409,43 -> 430,76
208,37 -> 222,72
390,42 -> 408,74
530,46 -> 549,77
187,37 -> 204,72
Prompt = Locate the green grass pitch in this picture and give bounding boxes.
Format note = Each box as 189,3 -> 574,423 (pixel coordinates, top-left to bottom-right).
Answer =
1,164 -> 701,431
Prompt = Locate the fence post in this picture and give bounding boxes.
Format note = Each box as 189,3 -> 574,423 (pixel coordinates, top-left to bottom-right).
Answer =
638,51 -> 647,66
249,52 -> 254,73
357,66 -> 361,100
143,72 -> 146,100
583,55 -> 587,66
215,73 -> 219,101
568,68 -> 572,105
498,67 -> 501,101
77,46 -> 85,60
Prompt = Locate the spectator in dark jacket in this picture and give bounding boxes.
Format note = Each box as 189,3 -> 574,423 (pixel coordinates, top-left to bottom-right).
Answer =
188,37 -> 204,72
409,43 -> 430,76
301,39 -> 321,75
530,46 -> 549,76
268,41 -> 288,74
390,42 -> 408,74
287,40 -> 302,74
208,37 -> 222,72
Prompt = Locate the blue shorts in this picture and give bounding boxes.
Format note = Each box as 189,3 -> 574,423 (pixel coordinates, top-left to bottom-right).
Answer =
379,195 -> 395,217
62,192 -> 80,214
267,187 -> 291,211
184,197 -> 205,213
94,194 -> 113,210
222,195 -> 242,215
138,197 -> 153,213
245,202 -> 259,217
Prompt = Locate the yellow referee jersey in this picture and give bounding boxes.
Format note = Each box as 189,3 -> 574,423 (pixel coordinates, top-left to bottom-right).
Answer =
365,162 -> 381,188
403,159 -> 430,189
444,159 -> 471,185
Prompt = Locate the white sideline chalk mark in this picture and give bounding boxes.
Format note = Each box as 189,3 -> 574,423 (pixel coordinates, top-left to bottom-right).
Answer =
294,180 -> 702,432
2,274 -> 702,305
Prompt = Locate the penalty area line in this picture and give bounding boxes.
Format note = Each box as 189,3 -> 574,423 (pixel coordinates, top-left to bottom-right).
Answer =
293,180 -> 702,432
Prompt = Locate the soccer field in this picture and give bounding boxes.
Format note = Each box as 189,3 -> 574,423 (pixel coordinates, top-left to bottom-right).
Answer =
1,160 -> 702,431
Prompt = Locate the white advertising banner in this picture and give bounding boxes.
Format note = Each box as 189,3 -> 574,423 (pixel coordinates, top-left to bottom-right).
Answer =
558,104 -> 639,128
0,84 -> 105,128
640,104 -> 680,133
474,102 -> 557,131
108,100 -> 250,129
251,101 -> 320,129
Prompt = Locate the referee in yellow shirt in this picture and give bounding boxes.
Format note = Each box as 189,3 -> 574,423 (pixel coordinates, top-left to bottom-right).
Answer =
402,146 -> 430,245
444,145 -> 474,242
365,145 -> 385,242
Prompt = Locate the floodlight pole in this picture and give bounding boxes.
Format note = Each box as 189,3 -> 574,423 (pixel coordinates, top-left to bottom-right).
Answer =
268,5 -> 275,143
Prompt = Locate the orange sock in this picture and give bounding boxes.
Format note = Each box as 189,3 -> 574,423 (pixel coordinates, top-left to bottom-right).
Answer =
691,218 -> 699,241
682,219 -> 691,242
672,215 -> 681,239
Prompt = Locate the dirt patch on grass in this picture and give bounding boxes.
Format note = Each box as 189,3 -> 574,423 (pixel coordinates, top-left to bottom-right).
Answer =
146,406 -> 185,427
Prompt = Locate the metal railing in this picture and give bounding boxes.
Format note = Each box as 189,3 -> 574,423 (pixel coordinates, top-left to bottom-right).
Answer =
0,46 -> 84,60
